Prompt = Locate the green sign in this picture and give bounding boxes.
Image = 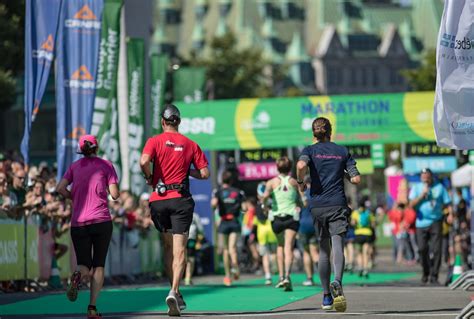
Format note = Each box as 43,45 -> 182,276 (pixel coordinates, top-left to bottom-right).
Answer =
127,38 -> 146,196
91,0 -> 123,180
177,92 -> 436,150
150,54 -> 169,134
371,144 -> 385,168
173,67 -> 206,103
0,222 -> 39,281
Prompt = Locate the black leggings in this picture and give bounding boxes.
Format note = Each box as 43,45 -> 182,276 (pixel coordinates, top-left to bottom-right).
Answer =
70,221 -> 113,269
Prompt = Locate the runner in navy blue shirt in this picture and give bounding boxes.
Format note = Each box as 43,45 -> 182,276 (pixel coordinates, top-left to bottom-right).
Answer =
296,117 -> 360,313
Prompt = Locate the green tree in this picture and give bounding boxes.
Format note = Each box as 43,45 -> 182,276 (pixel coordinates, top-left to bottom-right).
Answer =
0,1 -> 25,110
190,32 -> 284,99
401,49 -> 436,91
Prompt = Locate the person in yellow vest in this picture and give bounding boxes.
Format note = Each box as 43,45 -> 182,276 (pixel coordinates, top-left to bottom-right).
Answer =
351,198 -> 376,278
261,156 -> 305,292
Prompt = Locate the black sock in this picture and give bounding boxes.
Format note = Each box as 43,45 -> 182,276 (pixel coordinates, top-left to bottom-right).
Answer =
88,305 -> 96,310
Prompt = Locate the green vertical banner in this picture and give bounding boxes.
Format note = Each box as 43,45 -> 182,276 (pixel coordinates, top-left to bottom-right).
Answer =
173,66 -> 206,103
127,38 -> 146,196
150,54 -> 169,134
91,0 -> 123,180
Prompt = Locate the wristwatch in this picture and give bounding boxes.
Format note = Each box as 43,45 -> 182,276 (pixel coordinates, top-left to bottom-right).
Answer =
143,174 -> 153,182
297,180 -> 304,185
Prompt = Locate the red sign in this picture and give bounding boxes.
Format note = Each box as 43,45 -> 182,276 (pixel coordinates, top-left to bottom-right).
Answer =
238,162 -> 278,181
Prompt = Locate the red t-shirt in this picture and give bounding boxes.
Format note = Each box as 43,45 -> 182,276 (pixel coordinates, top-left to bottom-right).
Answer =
388,208 -> 403,236
142,131 -> 208,202
402,208 -> 416,234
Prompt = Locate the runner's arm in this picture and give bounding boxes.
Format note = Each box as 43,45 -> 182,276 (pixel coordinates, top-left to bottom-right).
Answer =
190,167 -> 210,179
140,153 -> 154,185
56,178 -> 72,199
108,183 -> 120,200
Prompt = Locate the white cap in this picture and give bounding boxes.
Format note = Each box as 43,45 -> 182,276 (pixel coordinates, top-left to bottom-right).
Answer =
140,193 -> 150,201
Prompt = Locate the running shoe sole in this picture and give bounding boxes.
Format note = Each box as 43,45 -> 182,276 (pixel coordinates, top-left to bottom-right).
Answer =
66,272 -> 81,302
166,295 -> 181,317
321,304 -> 333,311
330,282 -> 346,312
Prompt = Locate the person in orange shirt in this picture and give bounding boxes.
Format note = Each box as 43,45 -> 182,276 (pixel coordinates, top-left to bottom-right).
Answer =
388,203 -> 404,263
401,204 -> 418,264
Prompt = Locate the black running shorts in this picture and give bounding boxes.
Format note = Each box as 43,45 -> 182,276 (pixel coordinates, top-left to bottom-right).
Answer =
271,215 -> 300,234
70,221 -> 113,269
150,197 -> 195,234
311,205 -> 351,239
217,219 -> 241,235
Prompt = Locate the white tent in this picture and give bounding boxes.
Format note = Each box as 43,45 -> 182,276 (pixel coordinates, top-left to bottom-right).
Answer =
451,164 -> 473,188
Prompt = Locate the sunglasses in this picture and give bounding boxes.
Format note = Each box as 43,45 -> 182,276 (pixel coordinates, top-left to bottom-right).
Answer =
15,176 -> 26,180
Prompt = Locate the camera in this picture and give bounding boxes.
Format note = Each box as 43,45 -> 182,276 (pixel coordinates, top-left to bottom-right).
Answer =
156,181 -> 167,195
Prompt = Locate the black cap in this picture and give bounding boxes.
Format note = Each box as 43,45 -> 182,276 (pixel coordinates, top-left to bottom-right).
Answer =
161,104 -> 181,121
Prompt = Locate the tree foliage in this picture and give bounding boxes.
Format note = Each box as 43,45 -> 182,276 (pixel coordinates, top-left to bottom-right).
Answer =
401,49 -> 436,91
190,32 -> 280,99
0,1 -> 24,109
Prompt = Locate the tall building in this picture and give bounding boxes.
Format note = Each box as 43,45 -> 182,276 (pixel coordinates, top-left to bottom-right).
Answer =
151,0 -> 443,95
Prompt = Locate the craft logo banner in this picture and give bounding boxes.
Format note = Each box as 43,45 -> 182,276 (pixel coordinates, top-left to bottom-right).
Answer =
127,38 -> 146,196
91,0 -> 123,181
56,0 -> 104,179
150,54 -> 169,134
21,0 -> 62,164
176,92 -> 436,151
434,0 -> 474,150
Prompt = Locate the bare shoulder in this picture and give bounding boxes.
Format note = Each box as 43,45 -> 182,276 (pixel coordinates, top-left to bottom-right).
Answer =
288,177 -> 298,187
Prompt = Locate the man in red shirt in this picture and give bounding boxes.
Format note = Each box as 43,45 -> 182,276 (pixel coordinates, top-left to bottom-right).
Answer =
140,104 -> 209,316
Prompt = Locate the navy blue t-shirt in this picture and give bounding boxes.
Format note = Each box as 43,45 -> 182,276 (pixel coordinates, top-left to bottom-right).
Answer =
299,142 -> 357,208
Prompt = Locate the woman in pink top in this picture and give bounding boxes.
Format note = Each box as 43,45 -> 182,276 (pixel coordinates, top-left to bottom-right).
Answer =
57,135 -> 120,319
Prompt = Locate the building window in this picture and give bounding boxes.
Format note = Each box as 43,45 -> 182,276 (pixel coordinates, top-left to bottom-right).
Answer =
351,67 -> 358,87
390,68 -> 398,85
327,67 -> 339,87
372,67 -> 378,87
164,9 -> 181,24
361,68 -> 368,86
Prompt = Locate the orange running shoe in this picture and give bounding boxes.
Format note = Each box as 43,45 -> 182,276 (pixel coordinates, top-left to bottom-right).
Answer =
223,277 -> 232,286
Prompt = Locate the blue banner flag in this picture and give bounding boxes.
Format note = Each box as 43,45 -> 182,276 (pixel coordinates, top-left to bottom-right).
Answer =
56,0 -> 104,179
21,0 -> 63,164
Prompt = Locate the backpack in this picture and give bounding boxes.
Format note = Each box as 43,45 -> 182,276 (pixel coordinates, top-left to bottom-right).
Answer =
359,210 -> 371,228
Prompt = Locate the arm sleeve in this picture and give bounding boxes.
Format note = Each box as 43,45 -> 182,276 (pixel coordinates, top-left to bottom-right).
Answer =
107,163 -> 119,185
298,146 -> 311,163
345,149 -> 359,177
142,138 -> 156,157
193,143 -> 208,170
62,166 -> 73,183
442,187 -> 451,205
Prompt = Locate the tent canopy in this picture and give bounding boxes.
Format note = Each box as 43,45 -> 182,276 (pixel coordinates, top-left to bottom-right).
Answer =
451,164 -> 473,188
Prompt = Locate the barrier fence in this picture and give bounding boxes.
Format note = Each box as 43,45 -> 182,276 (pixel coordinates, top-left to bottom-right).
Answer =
0,218 -> 163,282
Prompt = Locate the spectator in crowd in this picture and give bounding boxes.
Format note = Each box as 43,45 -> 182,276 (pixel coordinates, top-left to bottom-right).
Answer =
0,171 -> 18,219
409,168 -> 452,285
401,203 -> 418,264
10,167 -> 27,206
388,202 -> 404,263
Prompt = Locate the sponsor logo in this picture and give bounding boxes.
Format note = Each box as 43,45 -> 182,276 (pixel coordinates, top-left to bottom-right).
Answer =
440,33 -> 474,50
0,240 -> 18,264
240,111 -> 271,130
61,126 -> 86,147
65,65 -> 95,89
451,120 -> 474,135
165,140 -> 184,151
32,100 -> 40,121
32,34 -> 54,61
180,117 -> 215,135
65,5 -> 101,30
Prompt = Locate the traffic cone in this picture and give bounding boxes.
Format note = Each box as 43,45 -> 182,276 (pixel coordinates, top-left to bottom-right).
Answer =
48,257 -> 62,289
452,253 -> 463,282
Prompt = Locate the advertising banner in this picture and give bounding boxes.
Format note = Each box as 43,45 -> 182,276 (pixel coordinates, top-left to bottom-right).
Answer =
173,67 -> 206,103
21,0 -> 63,164
434,0 -> 474,149
403,156 -> 457,174
127,38 -> 146,196
177,92 -> 437,150
0,222 -> 39,281
56,0 -> 104,179
91,0 -> 123,180
150,54 -> 169,134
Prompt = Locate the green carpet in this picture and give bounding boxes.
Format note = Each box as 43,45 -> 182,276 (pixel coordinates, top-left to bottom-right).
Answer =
0,272 -> 416,315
